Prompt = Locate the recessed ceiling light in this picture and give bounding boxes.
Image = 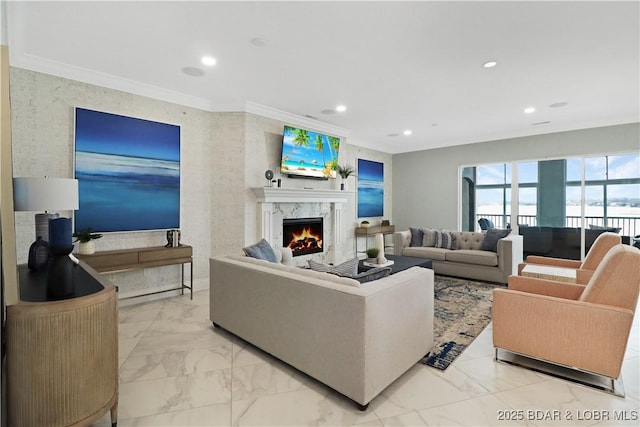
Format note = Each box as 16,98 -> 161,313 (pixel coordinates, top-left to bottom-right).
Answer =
483,61 -> 497,68
403,130 -> 412,136
201,56 -> 216,66
549,102 -> 568,108
524,107 -> 536,114
181,66 -> 205,77
336,105 -> 347,112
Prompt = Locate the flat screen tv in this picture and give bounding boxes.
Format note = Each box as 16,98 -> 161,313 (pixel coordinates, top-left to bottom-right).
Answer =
74,108 -> 181,233
280,125 -> 340,179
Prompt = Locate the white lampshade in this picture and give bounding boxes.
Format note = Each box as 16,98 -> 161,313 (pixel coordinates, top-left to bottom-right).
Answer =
13,177 -> 79,212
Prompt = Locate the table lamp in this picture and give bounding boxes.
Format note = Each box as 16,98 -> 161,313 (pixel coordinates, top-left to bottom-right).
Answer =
13,177 -> 79,271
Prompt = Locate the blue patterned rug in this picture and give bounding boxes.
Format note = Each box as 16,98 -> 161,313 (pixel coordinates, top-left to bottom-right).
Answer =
421,275 -> 504,370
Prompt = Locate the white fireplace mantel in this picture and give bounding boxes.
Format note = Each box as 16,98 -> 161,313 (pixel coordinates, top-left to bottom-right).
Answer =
251,187 -> 354,264
251,187 -> 353,204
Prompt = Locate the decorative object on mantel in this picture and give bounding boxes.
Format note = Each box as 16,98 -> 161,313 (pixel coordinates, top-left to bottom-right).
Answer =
337,164 -> 355,191
264,169 -> 274,186
73,227 -> 103,255
381,219 -> 390,226
13,177 -> 79,270
360,220 -> 370,228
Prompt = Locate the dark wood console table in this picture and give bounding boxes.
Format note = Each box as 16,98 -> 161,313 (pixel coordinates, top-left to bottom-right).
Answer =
77,244 -> 193,300
7,262 -> 118,427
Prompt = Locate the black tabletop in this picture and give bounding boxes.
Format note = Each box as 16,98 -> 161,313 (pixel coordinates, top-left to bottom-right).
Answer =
359,254 -> 433,275
18,263 -> 104,302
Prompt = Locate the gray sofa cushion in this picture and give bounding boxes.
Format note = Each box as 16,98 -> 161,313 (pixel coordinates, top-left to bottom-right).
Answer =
445,249 -> 498,266
422,228 -> 437,247
434,230 -> 454,249
403,246 -> 450,261
409,227 -> 424,247
309,257 -> 359,276
243,238 -> 278,262
480,228 -> 512,252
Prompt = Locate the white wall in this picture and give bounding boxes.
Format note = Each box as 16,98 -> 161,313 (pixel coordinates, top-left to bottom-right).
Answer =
9,67 -> 394,297
242,113 -> 393,262
10,67 -> 218,296
392,123 -> 640,232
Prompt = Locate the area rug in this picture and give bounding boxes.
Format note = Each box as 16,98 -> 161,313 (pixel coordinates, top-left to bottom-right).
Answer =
421,275 -> 504,370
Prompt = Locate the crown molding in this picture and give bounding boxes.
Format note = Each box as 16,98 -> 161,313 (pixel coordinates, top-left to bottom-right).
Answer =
11,53 -> 214,111
245,102 -> 351,138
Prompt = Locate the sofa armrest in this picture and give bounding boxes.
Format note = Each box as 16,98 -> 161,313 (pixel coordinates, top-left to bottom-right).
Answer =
393,230 -> 412,254
493,289 -> 634,378
497,234 -> 523,281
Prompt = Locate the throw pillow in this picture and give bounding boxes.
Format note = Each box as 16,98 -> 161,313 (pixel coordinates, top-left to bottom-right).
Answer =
480,228 -> 511,252
348,266 -> 392,283
243,239 -> 278,263
422,228 -> 437,247
309,257 -> 359,277
409,227 -> 424,247
434,230 -> 454,249
308,259 -> 330,272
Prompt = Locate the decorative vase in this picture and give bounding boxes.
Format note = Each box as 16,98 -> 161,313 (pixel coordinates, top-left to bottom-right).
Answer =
78,240 -> 95,255
375,233 -> 387,264
28,236 -> 49,271
340,179 -> 347,191
47,244 -> 75,298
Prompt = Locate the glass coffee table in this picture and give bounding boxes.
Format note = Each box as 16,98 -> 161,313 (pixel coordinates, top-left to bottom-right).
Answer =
359,254 -> 433,275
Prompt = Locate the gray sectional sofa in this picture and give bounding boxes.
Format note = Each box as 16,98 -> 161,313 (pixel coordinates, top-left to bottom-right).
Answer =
209,254 -> 434,409
393,230 -> 523,283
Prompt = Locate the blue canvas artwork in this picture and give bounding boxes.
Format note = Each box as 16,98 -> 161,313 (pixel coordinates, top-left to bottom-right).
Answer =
357,159 -> 384,218
74,108 -> 180,233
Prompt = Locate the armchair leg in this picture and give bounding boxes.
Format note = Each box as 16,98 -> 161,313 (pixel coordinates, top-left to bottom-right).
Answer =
494,348 -> 625,397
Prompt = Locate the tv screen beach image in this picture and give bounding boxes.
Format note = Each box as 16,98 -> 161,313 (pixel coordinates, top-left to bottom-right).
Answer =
281,125 -> 340,178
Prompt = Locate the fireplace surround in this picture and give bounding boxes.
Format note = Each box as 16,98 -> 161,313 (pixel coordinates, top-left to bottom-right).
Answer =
283,217 -> 323,257
252,187 -> 353,264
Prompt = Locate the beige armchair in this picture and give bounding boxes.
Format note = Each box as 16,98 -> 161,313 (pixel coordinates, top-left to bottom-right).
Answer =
518,231 -> 621,283
493,244 -> 640,396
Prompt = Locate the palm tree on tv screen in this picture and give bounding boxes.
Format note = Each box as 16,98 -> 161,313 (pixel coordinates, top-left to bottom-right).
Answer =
315,134 -> 326,166
283,128 -> 310,163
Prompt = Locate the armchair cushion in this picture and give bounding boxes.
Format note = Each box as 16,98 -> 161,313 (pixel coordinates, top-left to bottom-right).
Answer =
579,245 -> 640,311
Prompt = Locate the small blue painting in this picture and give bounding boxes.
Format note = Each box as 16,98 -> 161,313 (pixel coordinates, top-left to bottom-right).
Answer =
357,159 -> 384,218
74,108 -> 180,233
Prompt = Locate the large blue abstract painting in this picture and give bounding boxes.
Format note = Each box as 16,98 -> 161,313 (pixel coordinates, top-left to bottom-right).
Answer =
74,108 -> 180,233
357,159 -> 384,218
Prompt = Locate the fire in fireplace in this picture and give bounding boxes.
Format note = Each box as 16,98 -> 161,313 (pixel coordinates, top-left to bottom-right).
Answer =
283,217 -> 323,257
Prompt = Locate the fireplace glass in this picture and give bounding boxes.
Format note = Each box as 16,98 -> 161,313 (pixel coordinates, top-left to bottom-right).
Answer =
283,217 -> 323,257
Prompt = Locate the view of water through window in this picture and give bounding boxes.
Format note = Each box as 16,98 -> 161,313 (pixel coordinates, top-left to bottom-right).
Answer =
465,153 -> 640,238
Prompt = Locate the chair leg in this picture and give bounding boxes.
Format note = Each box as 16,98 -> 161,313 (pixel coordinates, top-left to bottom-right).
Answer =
494,348 -> 625,397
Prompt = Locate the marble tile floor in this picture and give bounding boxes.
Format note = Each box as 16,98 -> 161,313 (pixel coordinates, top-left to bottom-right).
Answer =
95,289 -> 640,427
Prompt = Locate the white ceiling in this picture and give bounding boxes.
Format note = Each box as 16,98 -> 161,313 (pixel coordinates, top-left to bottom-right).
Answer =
6,1 -> 640,154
